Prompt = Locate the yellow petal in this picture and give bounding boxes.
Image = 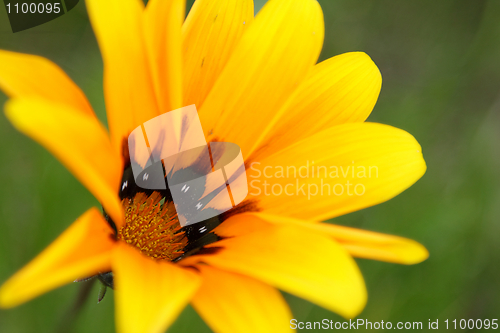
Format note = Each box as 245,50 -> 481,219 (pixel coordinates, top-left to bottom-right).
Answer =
86,0 -> 159,151
0,50 -> 94,115
183,218 -> 367,319
144,0 -> 185,112
256,52 -> 382,154
4,98 -> 124,226
199,0 -> 324,158
248,122 -> 426,221
0,208 -> 115,308
247,213 -> 429,265
113,243 -> 201,333
192,265 -> 293,333
182,0 -> 254,109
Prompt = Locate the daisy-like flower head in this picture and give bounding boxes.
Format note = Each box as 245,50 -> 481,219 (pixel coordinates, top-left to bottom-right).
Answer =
0,0 -> 428,332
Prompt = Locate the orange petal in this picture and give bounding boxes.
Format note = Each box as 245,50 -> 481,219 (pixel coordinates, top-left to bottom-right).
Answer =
239,213 -> 429,265
192,265 -> 293,333
182,0 -> 254,109
113,243 -> 201,333
86,0 -> 159,151
0,50 -> 94,115
256,52 -> 382,154
199,0 -> 324,158
183,219 -> 367,319
144,0 -> 185,113
0,208 -> 115,308
4,98 -> 124,226
248,122 -> 426,222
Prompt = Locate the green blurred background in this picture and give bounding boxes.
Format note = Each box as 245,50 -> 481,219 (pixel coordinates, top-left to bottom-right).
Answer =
1,0 -> 499,332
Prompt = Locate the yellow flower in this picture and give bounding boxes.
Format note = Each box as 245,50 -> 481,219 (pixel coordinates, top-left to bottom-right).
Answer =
0,0 -> 428,332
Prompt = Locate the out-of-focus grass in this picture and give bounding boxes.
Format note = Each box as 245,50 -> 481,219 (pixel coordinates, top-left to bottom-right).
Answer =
0,1 -> 499,332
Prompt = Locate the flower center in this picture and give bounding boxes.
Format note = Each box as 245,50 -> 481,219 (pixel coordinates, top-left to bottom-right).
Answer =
117,192 -> 187,261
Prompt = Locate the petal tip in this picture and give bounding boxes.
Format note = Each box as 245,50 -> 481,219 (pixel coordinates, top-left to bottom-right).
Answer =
400,241 -> 429,265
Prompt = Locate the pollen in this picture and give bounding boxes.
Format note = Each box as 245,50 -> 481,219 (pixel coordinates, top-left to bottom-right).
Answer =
118,192 -> 187,261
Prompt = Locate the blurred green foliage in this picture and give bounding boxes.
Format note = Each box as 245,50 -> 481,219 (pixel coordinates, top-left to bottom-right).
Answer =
1,0 -> 499,332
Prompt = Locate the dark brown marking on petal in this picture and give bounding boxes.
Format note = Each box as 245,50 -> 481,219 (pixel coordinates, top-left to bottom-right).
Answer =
121,136 -> 130,168
220,199 -> 260,221
196,246 -> 223,256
